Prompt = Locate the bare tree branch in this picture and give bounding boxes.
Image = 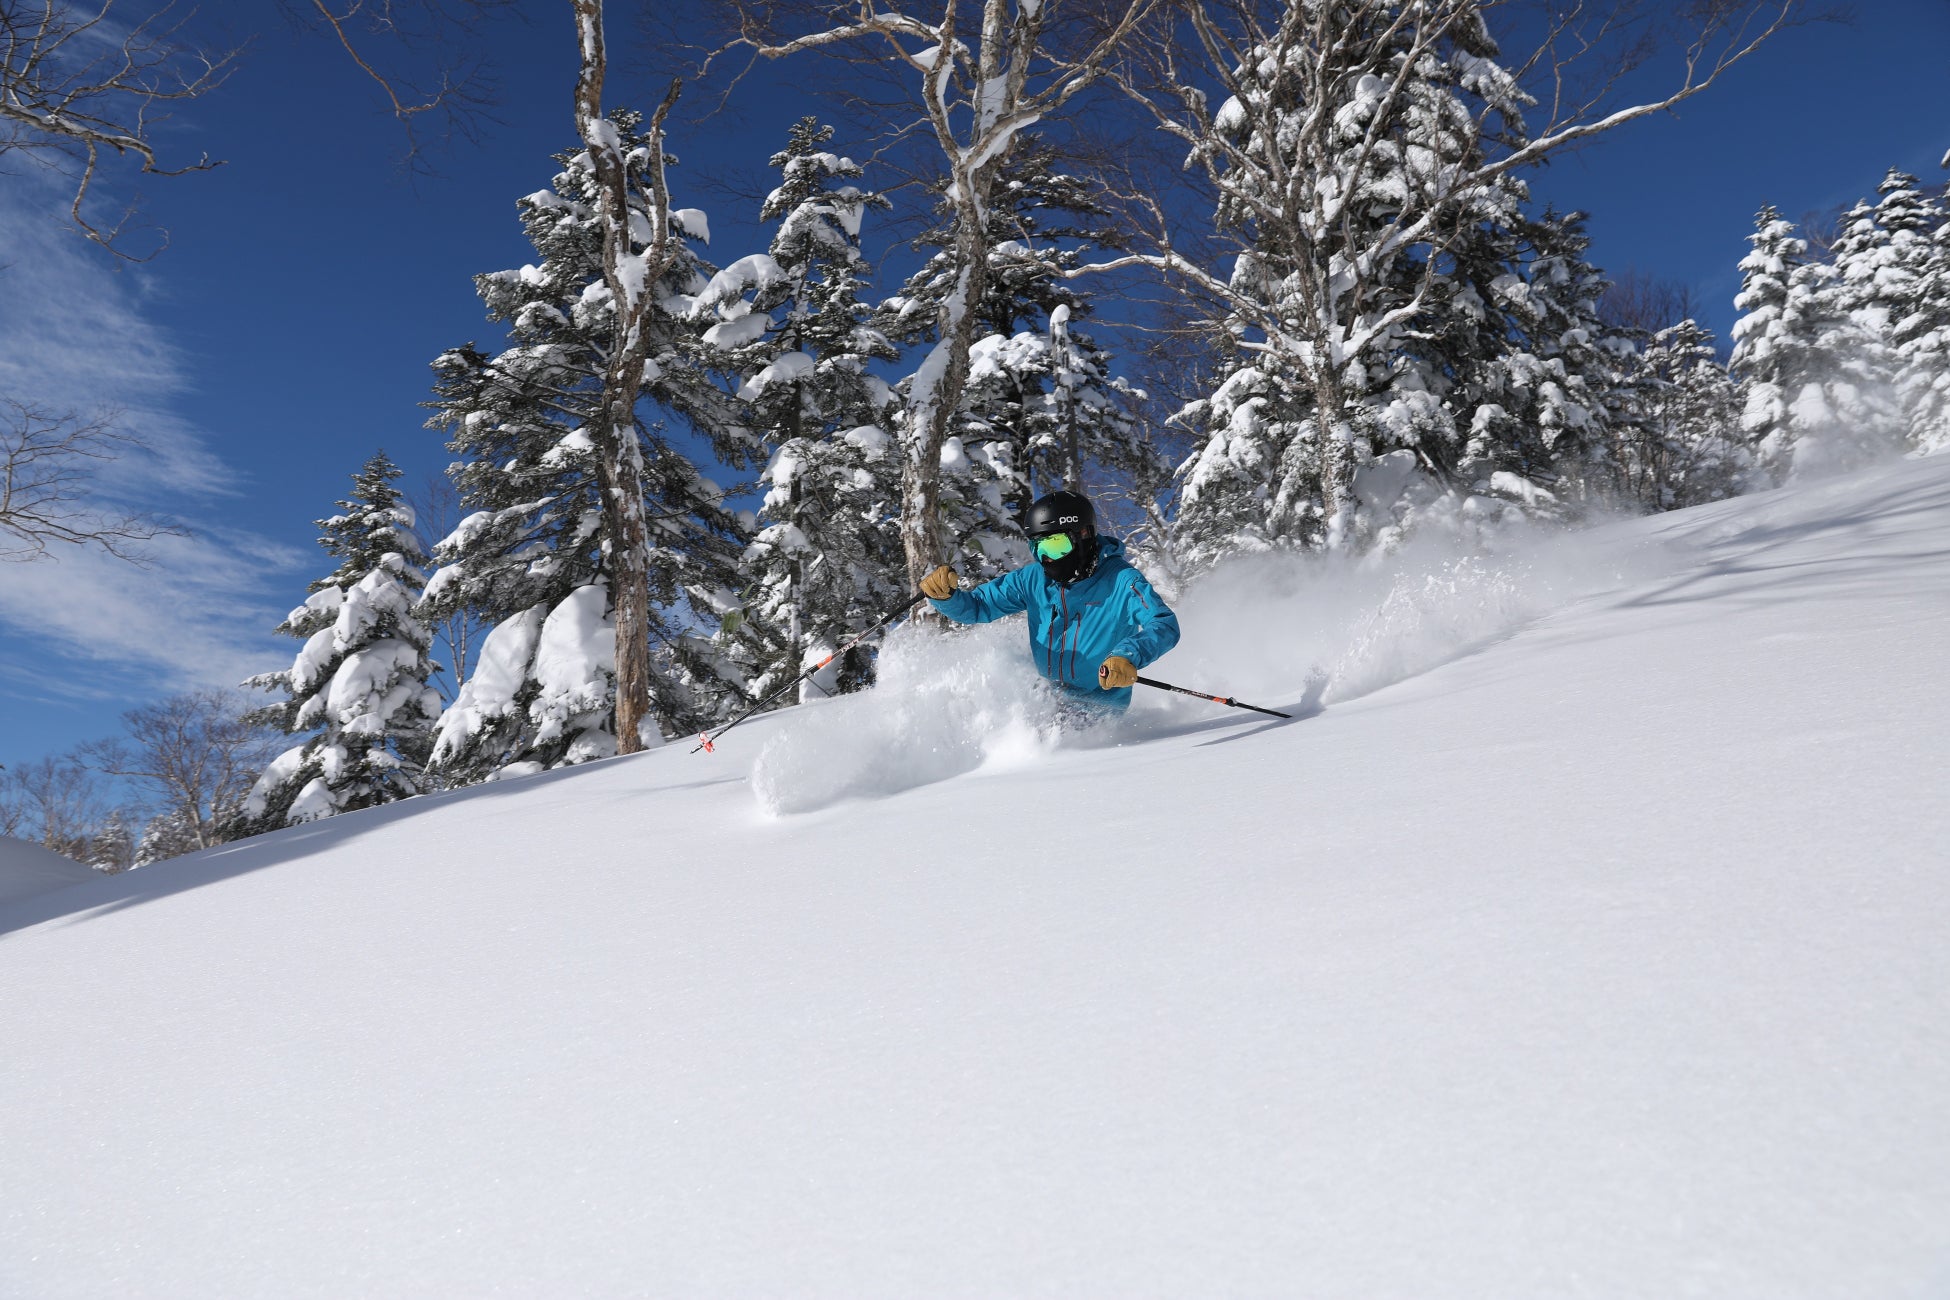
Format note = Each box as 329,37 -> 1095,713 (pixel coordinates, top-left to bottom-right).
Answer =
280,0 -> 515,174
79,688 -> 279,852
0,0 -> 241,256
1599,266 -> 1699,335
0,398 -> 185,562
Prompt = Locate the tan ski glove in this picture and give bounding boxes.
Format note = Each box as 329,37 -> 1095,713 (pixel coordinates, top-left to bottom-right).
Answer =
920,565 -> 960,600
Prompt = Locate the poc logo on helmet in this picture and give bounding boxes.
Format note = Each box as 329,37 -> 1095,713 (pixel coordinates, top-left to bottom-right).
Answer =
1058,516 -> 1079,525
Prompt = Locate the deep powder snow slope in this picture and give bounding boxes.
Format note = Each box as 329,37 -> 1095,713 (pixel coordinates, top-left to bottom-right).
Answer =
3,455 -> 1948,1298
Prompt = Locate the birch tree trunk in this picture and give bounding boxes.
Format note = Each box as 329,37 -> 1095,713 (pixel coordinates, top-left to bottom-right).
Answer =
902,246 -> 992,591
740,0 -> 1159,591
571,0 -> 681,753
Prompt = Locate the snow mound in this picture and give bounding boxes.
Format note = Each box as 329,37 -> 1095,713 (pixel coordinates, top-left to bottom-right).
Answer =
0,837 -> 96,907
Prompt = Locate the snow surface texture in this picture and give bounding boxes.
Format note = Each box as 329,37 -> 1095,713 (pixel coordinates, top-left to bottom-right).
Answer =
4,456 -> 1950,1297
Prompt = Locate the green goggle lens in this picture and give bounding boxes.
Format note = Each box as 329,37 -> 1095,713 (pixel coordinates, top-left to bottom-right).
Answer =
1034,532 -> 1075,561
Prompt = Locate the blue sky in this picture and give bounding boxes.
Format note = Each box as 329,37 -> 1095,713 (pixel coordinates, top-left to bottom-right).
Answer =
2,0 -> 1945,768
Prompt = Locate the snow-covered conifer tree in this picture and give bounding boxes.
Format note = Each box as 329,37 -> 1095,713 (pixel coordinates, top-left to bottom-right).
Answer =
1834,170 -> 1950,452
134,808 -> 200,867
1731,207 -> 1906,483
1464,211 -> 1640,511
1169,331 -> 1313,571
1912,201 -> 1950,453
697,117 -> 906,700
84,811 -> 134,874
422,111 -> 757,780
1629,319 -> 1744,507
246,451 -> 440,827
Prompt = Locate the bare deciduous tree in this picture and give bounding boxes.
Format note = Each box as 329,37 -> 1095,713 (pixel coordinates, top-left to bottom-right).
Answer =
0,772 -> 23,838
0,399 -> 183,562
281,0 -> 513,172
566,1 -> 689,755
0,0 -> 239,254
1599,267 -> 1699,335
0,752 -> 116,860
729,0 -> 1163,590
79,689 -> 279,851
1090,0 -> 1809,547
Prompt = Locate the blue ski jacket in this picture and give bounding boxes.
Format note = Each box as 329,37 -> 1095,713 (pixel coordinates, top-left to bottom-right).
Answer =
928,538 -> 1180,711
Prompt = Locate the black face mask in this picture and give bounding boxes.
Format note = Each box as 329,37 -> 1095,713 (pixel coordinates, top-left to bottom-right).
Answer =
1037,532 -> 1099,586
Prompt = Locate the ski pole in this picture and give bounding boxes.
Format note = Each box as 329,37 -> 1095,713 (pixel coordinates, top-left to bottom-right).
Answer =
1135,675 -> 1292,720
692,591 -> 928,753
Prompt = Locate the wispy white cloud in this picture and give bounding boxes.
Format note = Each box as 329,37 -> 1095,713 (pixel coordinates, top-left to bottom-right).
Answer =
0,171 -> 235,498
0,527 -> 297,695
0,172 -> 301,704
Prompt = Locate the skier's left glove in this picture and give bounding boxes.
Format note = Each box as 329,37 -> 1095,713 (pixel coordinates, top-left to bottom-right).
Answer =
1098,655 -> 1138,689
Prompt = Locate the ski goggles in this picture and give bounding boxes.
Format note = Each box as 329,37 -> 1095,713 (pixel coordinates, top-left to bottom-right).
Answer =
1033,531 -> 1077,562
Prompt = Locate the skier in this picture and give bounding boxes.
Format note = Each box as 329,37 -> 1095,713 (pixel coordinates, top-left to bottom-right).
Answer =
919,490 -> 1180,714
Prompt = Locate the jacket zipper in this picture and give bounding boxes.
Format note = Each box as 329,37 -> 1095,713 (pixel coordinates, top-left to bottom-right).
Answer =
1061,588 -> 1073,685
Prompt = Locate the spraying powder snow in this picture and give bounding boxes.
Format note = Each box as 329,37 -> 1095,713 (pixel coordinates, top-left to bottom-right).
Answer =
751,521 -> 1671,814
749,620 -> 1074,815
1169,520 -> 1667,710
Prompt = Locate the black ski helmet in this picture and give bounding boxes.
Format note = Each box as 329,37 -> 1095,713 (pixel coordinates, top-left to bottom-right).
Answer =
1023,490 -> 1100,585
1024,490 -> 1096,540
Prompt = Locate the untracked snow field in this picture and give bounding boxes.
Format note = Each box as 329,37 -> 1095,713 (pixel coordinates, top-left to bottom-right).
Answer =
4,455 -> 1948,1298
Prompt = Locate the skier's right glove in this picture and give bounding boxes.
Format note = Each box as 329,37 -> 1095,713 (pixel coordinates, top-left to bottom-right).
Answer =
920,565 -> 959,600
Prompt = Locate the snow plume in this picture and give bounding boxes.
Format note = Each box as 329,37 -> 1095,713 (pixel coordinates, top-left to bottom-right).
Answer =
750,621 -> 1066,815
751,522 -> 1663,814
1163,522 -> 1668,715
